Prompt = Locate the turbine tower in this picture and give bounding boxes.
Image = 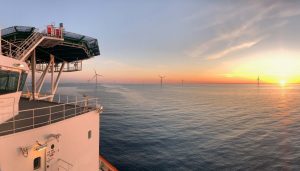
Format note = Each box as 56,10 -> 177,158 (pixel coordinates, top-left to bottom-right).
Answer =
91,70 -> 103,86
257,76 -> 260,86
159,75 -> 165,88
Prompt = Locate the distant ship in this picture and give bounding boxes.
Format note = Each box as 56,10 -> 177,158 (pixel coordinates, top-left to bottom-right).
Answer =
0,24 -> 117,171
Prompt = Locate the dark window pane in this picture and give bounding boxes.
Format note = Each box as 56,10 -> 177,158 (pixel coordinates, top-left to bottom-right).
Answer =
19,72 -> 28,91
0,71 -> 8,93
7,72 -> 19,92
0,70 -> 19,95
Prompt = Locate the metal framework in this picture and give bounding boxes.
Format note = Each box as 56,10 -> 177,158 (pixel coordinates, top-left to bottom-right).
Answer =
1,25 -> 100,101
31,52 -> 66,101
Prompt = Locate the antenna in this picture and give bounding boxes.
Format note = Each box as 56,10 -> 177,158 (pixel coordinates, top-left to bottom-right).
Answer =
159,75 -> 165,88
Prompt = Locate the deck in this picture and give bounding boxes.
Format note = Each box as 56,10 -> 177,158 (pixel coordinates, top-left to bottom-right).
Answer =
0,97 -> 100,136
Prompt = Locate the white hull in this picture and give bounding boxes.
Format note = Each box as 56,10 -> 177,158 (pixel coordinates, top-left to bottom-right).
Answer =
0,110 -> 100,171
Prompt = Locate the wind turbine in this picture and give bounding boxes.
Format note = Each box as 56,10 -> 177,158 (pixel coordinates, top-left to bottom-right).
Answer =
257,76 -> 260,86
159,75 -> 165,88
91,70 -> 103,86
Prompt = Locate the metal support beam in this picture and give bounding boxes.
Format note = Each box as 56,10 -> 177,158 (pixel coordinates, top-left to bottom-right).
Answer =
36,58 -> 53,95
31,50 -> 36,100
50,54 -> 55,95
36,63 -> 49,91
50,62 -> 66,101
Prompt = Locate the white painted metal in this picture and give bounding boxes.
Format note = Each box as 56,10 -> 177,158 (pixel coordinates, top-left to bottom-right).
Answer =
31,49 -> 36,100
51,55 -> 54,96
46,136 -> 60,171
0,54 -> 29,123
0,25 -> 107,171
0,97 -> 100,135
0,110 -> 100,171
36,61 -> 52,94
50,62 -> 66,101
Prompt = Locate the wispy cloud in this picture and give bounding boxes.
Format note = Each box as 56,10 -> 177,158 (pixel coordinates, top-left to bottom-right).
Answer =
186,1 -> 300,60
207,39 -> 261,60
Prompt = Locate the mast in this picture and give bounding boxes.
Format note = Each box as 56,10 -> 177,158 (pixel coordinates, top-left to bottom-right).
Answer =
159,75 -> 165,88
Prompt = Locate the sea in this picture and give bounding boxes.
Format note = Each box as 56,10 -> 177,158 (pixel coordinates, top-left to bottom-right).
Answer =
57,83 -> 300,171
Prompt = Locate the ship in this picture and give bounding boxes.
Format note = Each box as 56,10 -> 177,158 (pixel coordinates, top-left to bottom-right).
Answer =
0,24 -> 118,171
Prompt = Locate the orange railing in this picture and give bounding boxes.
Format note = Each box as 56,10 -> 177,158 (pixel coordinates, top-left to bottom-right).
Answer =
99,155 -> 118,171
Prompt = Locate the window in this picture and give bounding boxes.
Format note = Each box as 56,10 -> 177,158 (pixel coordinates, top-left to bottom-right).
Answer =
0,70 -> 19,95
19,71 -> 28,91
33,157 -> 41,170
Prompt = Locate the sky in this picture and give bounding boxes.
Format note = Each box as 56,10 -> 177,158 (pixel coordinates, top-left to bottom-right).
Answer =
1,0 -> 300,84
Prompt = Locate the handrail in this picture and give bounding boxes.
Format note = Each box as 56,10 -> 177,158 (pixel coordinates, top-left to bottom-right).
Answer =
99,155 -> 118,171
0,38 -> 22,58
0,94 -> 102,136
13,31 -> 43,59
2,27 -> 64,60
19,97 -> 98,112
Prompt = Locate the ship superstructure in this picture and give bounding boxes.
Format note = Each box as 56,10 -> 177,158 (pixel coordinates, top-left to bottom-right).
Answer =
0,24 -> 117,171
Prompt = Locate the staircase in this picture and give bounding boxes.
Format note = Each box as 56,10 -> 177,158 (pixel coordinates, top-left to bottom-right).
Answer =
0,39 -> 21,58
12,31 -> 43,61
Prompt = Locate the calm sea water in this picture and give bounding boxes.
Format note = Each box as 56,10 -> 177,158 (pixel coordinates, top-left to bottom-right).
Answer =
57,84 -> 300,170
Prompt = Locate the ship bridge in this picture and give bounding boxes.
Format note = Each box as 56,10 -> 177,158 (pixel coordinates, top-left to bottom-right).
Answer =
0,24 -> 100,100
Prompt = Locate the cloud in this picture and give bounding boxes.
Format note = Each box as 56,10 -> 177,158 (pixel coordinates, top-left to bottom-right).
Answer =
206,39 -> 261,60
186,1 -> 299,60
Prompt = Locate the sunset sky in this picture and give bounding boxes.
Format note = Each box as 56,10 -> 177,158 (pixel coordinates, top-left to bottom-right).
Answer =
1,0 -> 300,84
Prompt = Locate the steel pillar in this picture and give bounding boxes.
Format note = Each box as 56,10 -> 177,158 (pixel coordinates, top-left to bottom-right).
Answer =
31,50 -> 36,100
50,62 -> 66,101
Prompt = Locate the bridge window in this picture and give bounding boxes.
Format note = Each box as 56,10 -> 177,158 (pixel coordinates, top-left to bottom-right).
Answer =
19,71 -> 28,91
0,70 -> 19,95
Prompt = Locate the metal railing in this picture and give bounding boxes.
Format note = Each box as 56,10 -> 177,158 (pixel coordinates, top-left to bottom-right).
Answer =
0,95 -> 102,136
0,39 -> 22,58
36,60 -> 82,73
99,155 -> 118,171
13,31 -> 43,59
2,28 -> 64,60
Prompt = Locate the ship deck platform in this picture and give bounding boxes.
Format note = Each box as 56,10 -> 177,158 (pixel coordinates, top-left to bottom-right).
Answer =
0,97 -> 99,136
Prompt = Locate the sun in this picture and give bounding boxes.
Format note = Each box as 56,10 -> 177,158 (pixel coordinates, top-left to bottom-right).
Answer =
279,80 -> 286,87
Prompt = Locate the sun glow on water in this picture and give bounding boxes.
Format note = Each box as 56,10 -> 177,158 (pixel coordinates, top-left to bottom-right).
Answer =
279,80 -> 286,87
